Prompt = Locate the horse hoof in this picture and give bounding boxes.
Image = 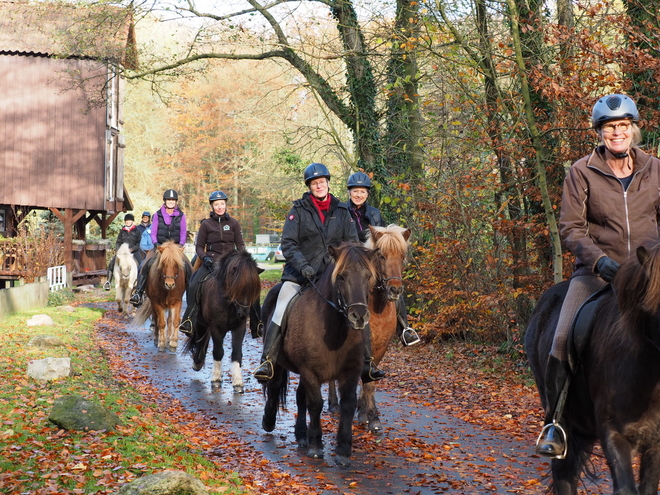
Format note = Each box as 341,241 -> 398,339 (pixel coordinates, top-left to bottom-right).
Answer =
334,455 -> 351,468
233,385 -> 244,394
369,420 -> 383,433
307,447 -> 323,459
158,346 -> 165,352
211,380 -> 221,391
167,345 -> 177,353
262,415 -> 276,432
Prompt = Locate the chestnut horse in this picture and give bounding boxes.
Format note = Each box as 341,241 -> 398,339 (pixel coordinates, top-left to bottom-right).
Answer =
133,241 -> 189,352
328,224 -> 411,432
184,250 -> 263,393
114,243 -> 138,315
526,241 -> 660,495
260,242 -> 378,467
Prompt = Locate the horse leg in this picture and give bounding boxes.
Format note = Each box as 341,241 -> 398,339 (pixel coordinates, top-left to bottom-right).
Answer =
638,447 -> 660,495
229,326 -> 246,394
334,375 -> 359,467
153,305 -> 166,351
358,381 -> 382,432
601,431 -> 637,495
210,328 -> 225,390
327,381 -> 339,414
167,302 -> 181,352
301,378 -> 324,460
262,367 -> 285,432
295,383 -> 308,448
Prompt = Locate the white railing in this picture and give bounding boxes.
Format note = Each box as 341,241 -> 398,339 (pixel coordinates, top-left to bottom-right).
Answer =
47,265 -> 67,292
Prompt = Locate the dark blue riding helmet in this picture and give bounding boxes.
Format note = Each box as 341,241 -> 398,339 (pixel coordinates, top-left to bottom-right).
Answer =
141,211 -> 151,218
304,163 -> 331,185
209,190 -> 228,204
347,171 -> 372,189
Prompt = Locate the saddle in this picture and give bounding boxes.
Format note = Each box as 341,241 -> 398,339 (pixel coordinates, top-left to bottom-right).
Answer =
566,284 -> 613,372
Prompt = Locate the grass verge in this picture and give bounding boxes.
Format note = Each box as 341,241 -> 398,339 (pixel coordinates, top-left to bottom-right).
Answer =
0,297 -> 248,494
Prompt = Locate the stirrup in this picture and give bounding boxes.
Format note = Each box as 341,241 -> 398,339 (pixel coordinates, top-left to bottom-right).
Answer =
103,281 -> 111,291
535,421 -> 568,459
254,359 -> 274,383
401,327 -> 421,346
130,292 -> 143,307
179,318 -> 193,336
362,359 -> 385,383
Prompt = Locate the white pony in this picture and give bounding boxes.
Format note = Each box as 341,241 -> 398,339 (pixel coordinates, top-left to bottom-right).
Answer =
114,243 -> 138,315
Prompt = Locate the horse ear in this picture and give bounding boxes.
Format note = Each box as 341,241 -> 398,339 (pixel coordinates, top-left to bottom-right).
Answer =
328,245 -> 338,260
157,244 -> 165,253
257,266 -> 265,274
402,228 -> 411,241
638,244 -> 650,265
369,225 -> 383,243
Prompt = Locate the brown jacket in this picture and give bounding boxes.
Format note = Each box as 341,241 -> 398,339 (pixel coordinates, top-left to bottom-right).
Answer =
560,145 -> 660,276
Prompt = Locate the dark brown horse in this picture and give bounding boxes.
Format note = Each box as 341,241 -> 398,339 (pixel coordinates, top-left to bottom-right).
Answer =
328,224 -> 411,431
526,241 -> 660,495
184,250 -> 263,393
133,241 -> 189,352
260,242 -> 378,467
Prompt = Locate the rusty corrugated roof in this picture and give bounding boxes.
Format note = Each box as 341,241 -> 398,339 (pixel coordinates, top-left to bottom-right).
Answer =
0,0 -> 138,69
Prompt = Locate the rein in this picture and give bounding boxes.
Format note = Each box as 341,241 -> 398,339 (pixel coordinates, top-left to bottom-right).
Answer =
309,278 -> 368,318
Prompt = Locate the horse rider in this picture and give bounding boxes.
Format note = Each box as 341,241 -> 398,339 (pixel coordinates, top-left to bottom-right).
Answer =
103,213 -> 143,290
179,190 -> 246,336
254,162 -> 386,384
130,189 -> 190,308
137,211 -> 151,236
346,171 -> 421,347
535,94 -> 660,458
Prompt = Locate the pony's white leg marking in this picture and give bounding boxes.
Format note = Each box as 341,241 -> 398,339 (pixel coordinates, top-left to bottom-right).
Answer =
212,359 -> 222,383
231,361 -> 243,388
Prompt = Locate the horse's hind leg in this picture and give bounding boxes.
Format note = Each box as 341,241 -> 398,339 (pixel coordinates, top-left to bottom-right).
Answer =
167,303 -> 181,352
327,381 -> 339,414
551,442 -> 591,495
295,384 -> 308,448
358,382 -> 382,432
262,368 -> 285,432
229,327 -> 246,394
638,447 -> 660,495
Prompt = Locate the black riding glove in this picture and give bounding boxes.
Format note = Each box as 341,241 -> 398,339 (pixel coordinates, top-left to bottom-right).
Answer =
301,265 -> 316,280
596,256 -> 620,282
203,257 -> 214,271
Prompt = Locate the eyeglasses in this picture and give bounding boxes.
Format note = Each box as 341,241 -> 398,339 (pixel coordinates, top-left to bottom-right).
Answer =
602,122 -> 631,134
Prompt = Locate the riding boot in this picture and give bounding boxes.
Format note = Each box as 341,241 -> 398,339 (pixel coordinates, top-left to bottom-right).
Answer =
179,278 -> 201,336
104,257 -> 116,290
362,324 -> 386,383
397,297 -> 421,346
130,263 -> 149,308
536,356 -> 570,458
254,323 -> 283,383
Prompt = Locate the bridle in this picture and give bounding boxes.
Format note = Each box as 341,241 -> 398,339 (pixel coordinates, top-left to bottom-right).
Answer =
310,277 -> 368,318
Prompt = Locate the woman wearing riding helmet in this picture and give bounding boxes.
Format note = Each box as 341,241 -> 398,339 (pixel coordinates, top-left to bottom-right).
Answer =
130,189 -> 190,307
535,94 -> 660,459
347,172 -> 421,347
179,190 -> 246,336
254,163 -> 385,384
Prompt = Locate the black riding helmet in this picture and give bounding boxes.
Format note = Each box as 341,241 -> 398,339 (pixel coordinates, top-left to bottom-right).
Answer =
347,171 -> 372,189
209,190 -> 228,204
304,163 -> 331,185
124,213 -> 135,221
163,189 -> 178,201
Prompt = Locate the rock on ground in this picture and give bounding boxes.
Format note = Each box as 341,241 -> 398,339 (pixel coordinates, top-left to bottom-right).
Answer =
111,470 -> 208,495
48,394 -> 122,431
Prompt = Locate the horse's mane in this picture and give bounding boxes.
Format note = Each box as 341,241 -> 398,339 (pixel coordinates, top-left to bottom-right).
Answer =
365,224 -> 408,259
116,243 -> 132,257
614,241 -> 660,317
155,241 -> 186,271
214,250 -> 261,304
331,242 -> 377,284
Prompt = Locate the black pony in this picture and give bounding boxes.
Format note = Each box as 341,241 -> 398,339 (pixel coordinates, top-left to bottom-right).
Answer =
526,241 -> 660,495
260,242 -> 378,467
185,250 -> 263,393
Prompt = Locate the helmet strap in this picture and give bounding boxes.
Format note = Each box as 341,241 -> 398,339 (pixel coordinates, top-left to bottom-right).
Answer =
612,151 -> 629,159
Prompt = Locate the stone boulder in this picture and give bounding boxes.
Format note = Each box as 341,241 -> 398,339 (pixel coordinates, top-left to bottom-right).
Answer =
112,470 -> 208,495
28,335 -> 65,348
57,305 -> 76,312
27,357 -> 71,381
27,314 -> 54,326
48,394 -> 122,431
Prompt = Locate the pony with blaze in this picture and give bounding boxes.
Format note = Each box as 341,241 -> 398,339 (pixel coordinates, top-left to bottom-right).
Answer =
526,240 -> 660,495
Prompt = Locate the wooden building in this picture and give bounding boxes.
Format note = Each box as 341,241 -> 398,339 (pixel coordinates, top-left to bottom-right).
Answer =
0,1 -> 138,284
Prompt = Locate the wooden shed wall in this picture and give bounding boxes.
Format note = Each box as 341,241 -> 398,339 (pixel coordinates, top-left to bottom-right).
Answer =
0,54 -> 107,211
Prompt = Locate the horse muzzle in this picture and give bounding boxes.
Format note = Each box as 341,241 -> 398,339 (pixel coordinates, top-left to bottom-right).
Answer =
387,285 -> 403,301
347,303 -> 370,330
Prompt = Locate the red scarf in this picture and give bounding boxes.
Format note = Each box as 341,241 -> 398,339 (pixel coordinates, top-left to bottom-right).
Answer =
310,194 -> 331,224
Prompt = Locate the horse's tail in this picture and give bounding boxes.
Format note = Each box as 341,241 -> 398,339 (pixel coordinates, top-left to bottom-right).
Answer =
278,369 -> 289,409
183,325 -> 211,362
131,298 -> 152,327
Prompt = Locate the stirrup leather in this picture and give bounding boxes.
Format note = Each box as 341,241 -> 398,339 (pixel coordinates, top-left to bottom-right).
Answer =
401,327 -> 421,346
535,420 -> 568,459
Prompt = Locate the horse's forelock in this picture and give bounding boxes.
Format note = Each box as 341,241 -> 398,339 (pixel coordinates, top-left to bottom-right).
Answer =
157,242 -> 185,270
221,251 -> 261,303
369,225 -> 408,259
332,244 -> 377,284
